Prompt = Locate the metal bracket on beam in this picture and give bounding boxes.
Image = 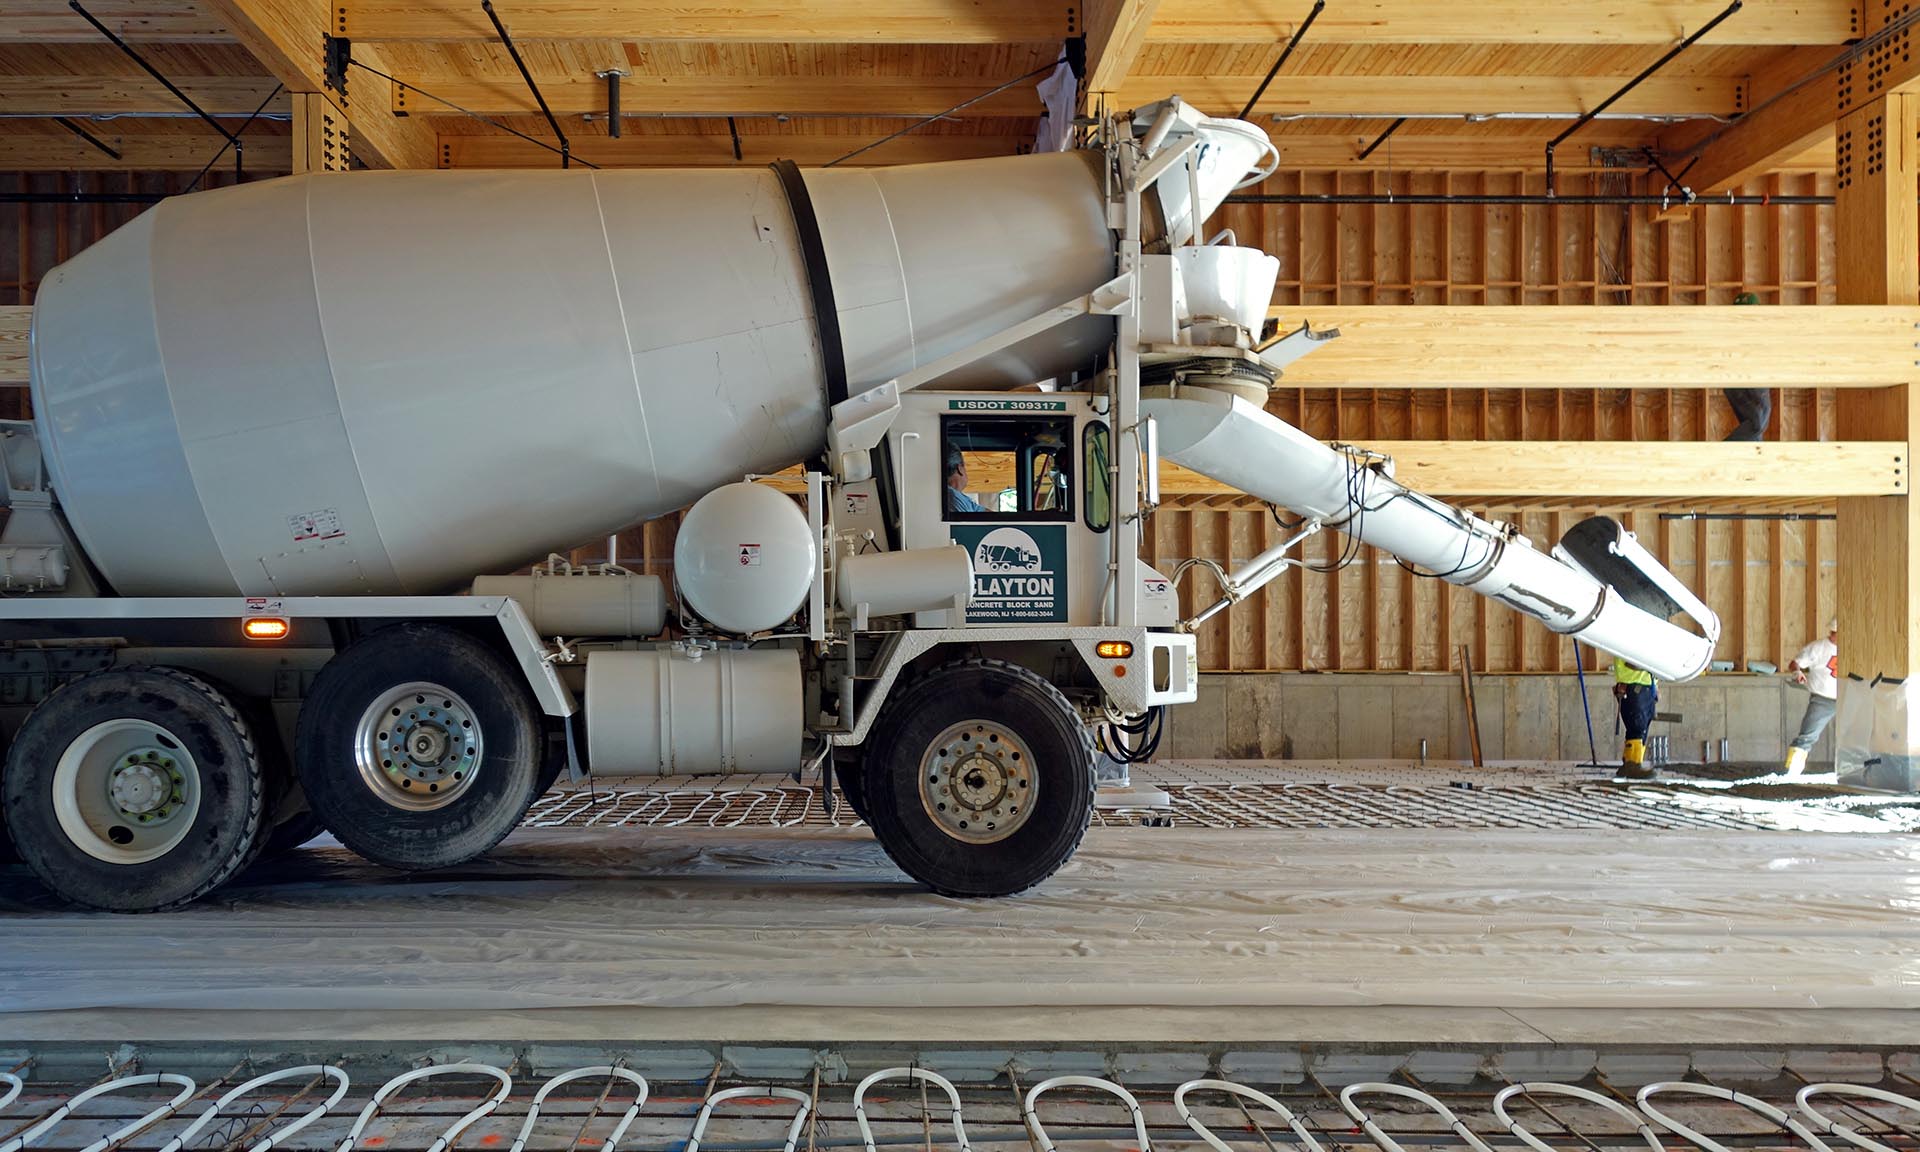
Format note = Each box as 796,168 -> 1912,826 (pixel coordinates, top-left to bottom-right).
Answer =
325,36 -> 352,99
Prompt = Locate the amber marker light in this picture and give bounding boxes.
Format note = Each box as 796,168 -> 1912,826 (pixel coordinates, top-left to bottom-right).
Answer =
242,617 -> 290,641
1096,640 -> 1133,659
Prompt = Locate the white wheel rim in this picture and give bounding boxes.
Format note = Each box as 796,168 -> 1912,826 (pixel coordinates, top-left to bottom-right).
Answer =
51,718 -> 202,865
919,719 -> 1036,844
354,681 -> 483,812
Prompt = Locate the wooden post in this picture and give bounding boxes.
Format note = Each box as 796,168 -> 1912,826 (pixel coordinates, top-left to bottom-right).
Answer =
292,93 -> 350,174
1833,86 -> 1920,771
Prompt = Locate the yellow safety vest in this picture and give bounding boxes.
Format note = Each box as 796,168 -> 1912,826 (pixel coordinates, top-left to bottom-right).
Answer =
1613,658 -> 1653,686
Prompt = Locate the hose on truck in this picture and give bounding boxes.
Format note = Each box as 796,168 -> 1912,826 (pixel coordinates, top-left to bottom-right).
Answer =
1097,705 -> 1164,765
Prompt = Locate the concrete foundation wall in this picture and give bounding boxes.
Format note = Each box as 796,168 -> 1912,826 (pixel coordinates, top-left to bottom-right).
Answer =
1161,673 -> 1834,765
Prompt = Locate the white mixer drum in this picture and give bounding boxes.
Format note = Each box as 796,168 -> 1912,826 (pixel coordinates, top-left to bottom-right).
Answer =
674,482 -> 816,634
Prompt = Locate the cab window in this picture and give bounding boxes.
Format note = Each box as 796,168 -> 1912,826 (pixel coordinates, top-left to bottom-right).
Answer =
940,415 -> 1074,523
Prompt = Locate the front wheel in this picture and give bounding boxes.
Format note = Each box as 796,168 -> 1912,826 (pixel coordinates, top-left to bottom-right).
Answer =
1,667 -> 264,911
861,658 -> 1094,897
295,624 -> 542,871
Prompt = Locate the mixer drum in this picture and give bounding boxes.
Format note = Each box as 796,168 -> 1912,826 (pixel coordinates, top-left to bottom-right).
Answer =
29,153 -> 1115,596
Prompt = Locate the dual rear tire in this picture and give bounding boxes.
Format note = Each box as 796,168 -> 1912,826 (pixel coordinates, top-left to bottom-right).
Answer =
294,624 -> 543,871
1,625 -> 543,911
1,667 -> 265,912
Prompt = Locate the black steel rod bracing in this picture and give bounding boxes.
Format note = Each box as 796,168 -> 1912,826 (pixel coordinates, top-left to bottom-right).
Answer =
606,71 -> 621,138
1239,0 -> 1327,120
1545,0 -> 1743,194
481,0 -> 569,167
52,117 -> 121,160
728,115 -> 743,161
1227,192 -> 1835,206
1356,117 -> 1407,163
180,83 -> 281,194
68,0 -> 238,146
348,60 -> 598,168
826,56 -> 1061,167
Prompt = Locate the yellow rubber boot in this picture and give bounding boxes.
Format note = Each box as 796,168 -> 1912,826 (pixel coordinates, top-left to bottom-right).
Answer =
1620,738 -> 1652,778
1784,746 -> 1809,776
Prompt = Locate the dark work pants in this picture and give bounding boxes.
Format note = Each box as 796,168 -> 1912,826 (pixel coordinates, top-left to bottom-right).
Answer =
1724,389 -> 1772,441
1619,683 -> 1657,741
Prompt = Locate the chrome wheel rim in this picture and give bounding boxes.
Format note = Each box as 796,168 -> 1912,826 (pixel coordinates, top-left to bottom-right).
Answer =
919,720 -> 1036,844
52,718 -> 202,864
354,681 -> 481,811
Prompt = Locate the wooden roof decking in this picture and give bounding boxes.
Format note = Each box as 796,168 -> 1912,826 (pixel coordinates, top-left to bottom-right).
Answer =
0,1 -> 1873,174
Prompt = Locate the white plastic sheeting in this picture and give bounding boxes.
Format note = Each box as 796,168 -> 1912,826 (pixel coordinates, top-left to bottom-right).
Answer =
5,825 -> 1920,1015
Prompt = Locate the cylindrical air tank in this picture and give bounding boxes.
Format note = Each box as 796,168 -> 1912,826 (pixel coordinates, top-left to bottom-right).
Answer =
29,152 -> 1116,596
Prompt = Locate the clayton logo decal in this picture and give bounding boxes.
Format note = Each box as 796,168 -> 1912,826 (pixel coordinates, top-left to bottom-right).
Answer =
949,524 -> 1067,623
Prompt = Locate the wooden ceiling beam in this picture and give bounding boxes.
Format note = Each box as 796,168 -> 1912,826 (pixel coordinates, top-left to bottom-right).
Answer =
1258,132 -> 1827,170
1128,74 -> 1745,118
1145,0 -> 1858,45
437,132 -> 1027,168
1274,305 -> 1920,389
204,0 -> 436,168
340,0 -> 1070,42
387,74 -> 1042,118
1083,0 -> 1163,96
0,76 -> 290,116
954,443 -> 1903,497
0,0 -> 235,42
0,131 -> 292,170
1657,33 -> 1920,191
760,441 -> 1899,500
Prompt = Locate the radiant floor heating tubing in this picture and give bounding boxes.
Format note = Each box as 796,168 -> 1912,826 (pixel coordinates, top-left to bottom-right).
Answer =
520,781 -> 1777,832
4,1062 -> 1920,1152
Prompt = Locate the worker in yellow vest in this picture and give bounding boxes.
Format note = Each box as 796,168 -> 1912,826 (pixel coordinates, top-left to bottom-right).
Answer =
1613,657 -> 1657,778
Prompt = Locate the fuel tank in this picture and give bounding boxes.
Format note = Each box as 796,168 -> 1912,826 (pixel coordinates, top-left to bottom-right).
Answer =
29,152 -> 1116,595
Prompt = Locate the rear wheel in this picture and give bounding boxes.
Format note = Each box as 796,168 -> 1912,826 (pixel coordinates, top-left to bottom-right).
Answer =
1,667 -> 264,911
295,624 -> 541,870
861,658 -> 1094,897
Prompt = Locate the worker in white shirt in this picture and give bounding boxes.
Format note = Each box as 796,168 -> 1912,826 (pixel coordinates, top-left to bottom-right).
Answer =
1784,618 -> 1839,776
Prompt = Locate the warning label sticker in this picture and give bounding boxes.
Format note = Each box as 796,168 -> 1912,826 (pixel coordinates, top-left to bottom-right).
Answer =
738,544 -> 761,567
288,508 -> 344,543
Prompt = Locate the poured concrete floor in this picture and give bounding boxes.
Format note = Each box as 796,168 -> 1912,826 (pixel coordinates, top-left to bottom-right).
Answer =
5,781 -> 1920,1045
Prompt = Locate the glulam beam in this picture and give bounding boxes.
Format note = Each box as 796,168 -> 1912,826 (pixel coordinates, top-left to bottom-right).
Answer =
340,0 -> 1066,42
204,0 -> 436,168
1144,0 -> 1857,45
389,74 -> 1042,118
1274,305 -> 1920,389
436,132 -> 1026,168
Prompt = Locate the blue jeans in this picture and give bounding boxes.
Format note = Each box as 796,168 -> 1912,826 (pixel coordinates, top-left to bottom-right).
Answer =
1791,694 -> 1836,752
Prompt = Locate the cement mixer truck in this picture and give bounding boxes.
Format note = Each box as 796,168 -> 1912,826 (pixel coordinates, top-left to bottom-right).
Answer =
0,98 -> 1719,911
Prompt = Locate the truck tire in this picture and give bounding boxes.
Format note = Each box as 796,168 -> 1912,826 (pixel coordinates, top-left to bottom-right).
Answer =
860,657 -> 1094,897
1,667 -> 264,912
295,624 -> 541,871
835,757 -> 869,824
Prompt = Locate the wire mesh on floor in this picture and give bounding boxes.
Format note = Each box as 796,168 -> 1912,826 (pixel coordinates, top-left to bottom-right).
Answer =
523,759 -> 1920,835
522,778 -> 1776,832
5,1055 -> 1920,1152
